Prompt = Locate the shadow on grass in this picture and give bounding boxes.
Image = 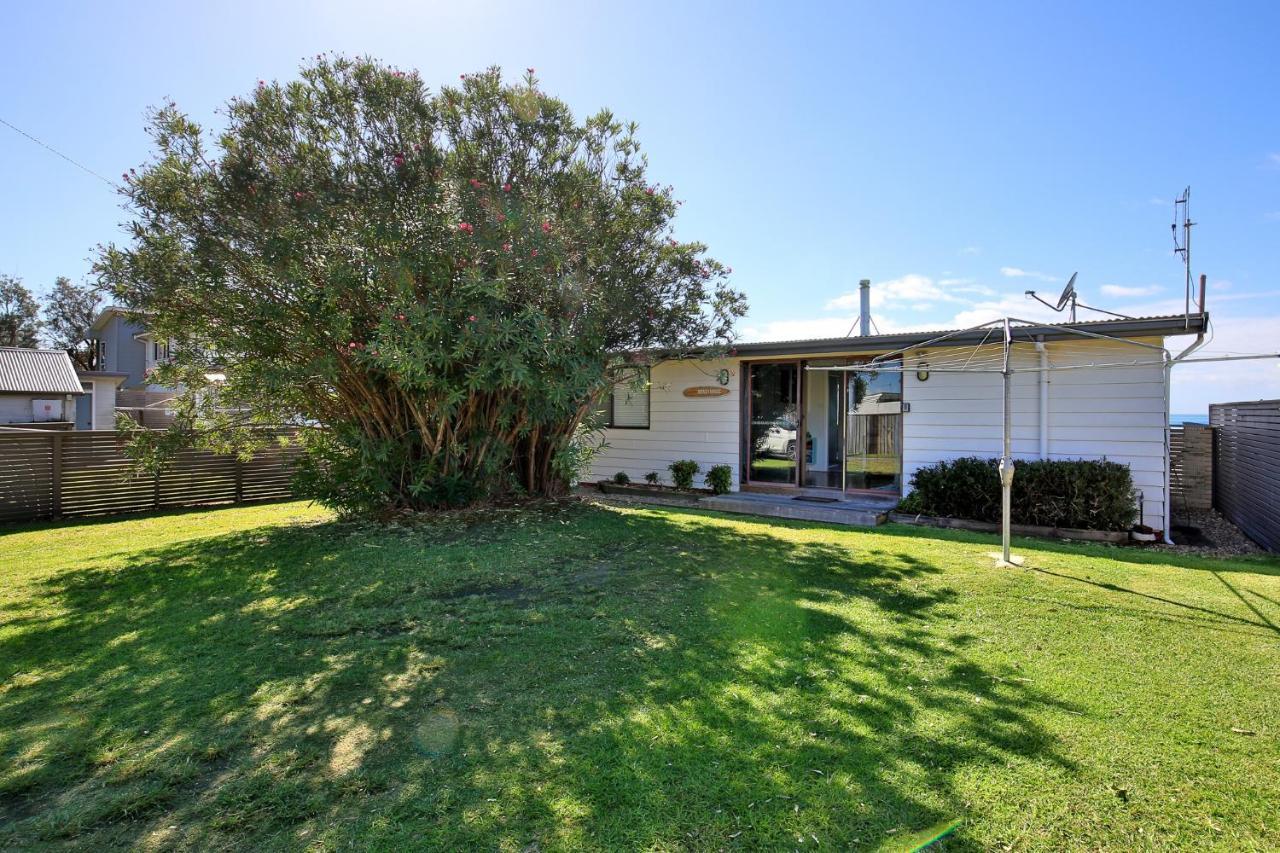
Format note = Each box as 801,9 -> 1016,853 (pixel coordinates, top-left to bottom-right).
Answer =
0,498 -> 309,538
2,503 -> 1087,848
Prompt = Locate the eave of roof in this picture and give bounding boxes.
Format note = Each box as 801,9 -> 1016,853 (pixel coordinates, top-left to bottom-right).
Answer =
719,313 -> 1208,358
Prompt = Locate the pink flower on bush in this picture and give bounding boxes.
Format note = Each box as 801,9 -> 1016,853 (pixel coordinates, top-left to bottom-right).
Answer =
458,222 -> 474,234
530,248 -> 538,258
502,242 -> 512,252
502,182 -> 512,192
395,313 -> 406,321
468,315 -> 477,322
393,154 -> 405,168
496,212 -> 506,223
541,221 -> 551,233
527,67 -> 535,74
469,178 -> 483,189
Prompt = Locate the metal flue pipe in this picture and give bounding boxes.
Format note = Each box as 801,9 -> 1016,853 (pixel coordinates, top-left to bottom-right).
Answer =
859,279 -> 871,336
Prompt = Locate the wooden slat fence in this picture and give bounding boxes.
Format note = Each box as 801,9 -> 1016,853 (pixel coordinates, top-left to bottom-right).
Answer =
1210,400 -> 1280,552
1168,423 -> 1214,516
0,428 -> 301,523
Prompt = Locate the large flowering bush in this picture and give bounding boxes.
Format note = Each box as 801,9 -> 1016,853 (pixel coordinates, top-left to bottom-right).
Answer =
98,56 -> 744,513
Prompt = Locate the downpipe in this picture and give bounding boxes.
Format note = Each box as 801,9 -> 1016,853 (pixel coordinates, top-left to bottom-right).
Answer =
1161,323 -> 1207,544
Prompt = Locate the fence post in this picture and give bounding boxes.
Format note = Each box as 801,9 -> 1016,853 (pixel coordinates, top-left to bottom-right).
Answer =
234,454 -> 244,503
50,433 -> 63,519
154,465 -> 161,510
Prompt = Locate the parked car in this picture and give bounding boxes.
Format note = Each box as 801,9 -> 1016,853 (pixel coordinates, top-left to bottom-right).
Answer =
755,420 -> 798,458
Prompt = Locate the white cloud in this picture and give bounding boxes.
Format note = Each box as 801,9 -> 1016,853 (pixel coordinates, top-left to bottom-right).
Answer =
959,246 -> 981,256
739,313 -> 928,343
824,274 -> 987,312
999,266 -> 1059,282
1170,314 -> 1280,411
1100,284 -> 1162,298
1267,152 -> 1280,168
948,293 -> 1066,329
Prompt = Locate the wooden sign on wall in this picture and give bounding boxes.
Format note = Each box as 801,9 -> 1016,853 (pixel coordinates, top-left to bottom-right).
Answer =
683,386 -> 731,398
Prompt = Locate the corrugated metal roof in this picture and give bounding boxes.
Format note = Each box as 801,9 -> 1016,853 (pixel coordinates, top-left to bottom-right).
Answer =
725,313 -> 1208,357
0,348 -> 85,395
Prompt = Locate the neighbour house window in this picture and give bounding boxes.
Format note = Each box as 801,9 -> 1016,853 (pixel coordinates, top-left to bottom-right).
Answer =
605,368 -> 650,429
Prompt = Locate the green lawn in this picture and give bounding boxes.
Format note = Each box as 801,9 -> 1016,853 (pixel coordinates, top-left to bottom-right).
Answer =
2,500 -> 1278,850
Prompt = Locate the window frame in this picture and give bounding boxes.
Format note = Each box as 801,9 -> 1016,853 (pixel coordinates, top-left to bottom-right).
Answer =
604,367 -> 651,430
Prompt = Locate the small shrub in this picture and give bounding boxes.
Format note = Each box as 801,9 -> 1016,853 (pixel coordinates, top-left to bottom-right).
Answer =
706,464 -> 733,495
669,459 -> 700,490
644,471 -> 660,485
899,456 -> 1137,531
612,471 -> 630,485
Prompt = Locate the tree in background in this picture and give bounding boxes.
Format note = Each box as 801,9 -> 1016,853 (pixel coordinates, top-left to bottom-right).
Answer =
42,276 -> 103,370
97,56 -> 744,514
0,275 -> 41,348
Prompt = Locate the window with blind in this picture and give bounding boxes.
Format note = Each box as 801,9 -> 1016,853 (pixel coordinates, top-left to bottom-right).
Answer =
605,369 -> 650,429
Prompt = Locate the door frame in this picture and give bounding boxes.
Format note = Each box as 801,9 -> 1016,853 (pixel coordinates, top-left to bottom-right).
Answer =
742,359 -> 803,488
740,357 -> 905,496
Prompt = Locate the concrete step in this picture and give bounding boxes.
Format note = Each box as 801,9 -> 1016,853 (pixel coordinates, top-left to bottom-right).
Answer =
701,494 -> 887,527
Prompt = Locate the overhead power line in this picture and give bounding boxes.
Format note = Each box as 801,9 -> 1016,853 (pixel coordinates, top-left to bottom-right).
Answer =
0,115 -> 119,189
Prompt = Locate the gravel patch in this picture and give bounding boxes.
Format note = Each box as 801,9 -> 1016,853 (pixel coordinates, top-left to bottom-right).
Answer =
1164,509 -> 1266,557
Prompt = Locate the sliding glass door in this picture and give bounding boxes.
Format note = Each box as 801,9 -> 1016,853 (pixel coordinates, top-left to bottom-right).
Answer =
844,365 -> 903,492
748,362 -> 799,484
747,360 -> 902,493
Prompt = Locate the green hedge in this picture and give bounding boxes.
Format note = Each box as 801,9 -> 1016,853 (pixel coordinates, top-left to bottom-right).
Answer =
896,457 -> 1138,531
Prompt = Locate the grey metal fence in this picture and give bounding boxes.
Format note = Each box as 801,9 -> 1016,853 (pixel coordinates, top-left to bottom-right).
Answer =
0,428 -> 300,523
1210,400 -> 1280,551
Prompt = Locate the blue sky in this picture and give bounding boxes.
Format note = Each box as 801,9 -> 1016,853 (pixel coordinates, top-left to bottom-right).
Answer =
2,1 -> 1277,411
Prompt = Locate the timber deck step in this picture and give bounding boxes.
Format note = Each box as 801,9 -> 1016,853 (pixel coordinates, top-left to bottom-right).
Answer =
700,492 -> 892,527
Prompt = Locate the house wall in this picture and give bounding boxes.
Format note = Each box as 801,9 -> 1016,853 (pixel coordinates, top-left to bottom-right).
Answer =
91,381 -> 121,430
0,393 -> 76,425
902,336 -> 1169,530
585,358 -> 740,489
585,337 -> 1171,530
93,314 -> 149,388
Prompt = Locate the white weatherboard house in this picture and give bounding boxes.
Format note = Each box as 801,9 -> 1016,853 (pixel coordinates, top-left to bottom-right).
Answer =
587,304 -> 1209,537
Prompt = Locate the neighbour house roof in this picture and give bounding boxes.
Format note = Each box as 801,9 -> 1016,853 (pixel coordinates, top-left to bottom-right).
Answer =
722,313 -> 1209,358
0,348 -> 85,395
90,305 -> 149,333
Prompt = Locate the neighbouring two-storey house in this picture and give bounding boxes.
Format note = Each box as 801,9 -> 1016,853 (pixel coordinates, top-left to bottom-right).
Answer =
83,306 -> 178,428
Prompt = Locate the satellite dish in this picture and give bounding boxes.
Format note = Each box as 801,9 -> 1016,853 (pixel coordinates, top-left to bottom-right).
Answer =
1054,272 -> 1078,310
1025,272 -> 1080,321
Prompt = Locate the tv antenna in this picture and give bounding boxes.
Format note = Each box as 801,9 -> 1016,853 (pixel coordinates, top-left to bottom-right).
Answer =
1172,186 -> 1193,321
1026,272 -> 1133,322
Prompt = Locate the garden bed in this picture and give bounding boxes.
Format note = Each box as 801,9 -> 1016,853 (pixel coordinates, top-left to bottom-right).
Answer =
594,480 -> 708,504
888,511 -> 1133,544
